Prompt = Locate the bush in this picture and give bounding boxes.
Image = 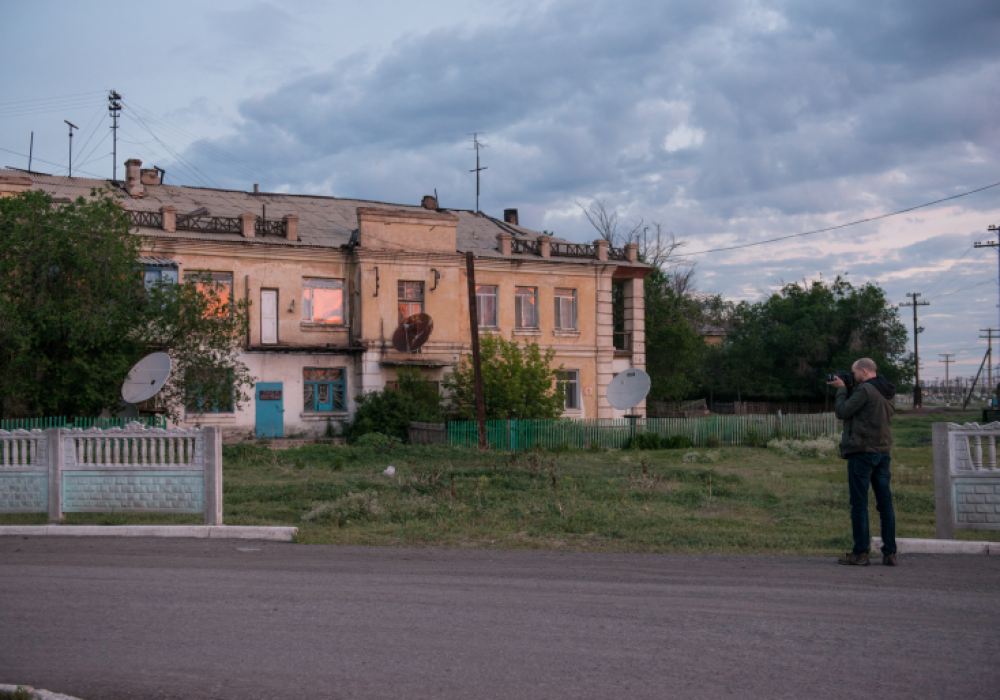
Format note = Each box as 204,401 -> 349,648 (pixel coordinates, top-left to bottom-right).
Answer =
343,367 -> 443,444
625,433 -> 695,450
704,434 -> 721,448
353,432 -> 394,452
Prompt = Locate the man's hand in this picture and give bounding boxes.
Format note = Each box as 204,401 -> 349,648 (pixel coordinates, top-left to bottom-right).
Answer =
827,376 -> 845,389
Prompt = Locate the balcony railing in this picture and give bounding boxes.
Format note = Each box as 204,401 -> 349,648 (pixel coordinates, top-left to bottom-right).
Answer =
613,331 -> 633,356
255,218 -> 287,236
176,214 -> 243,234
130,210 -> 164,228
511,238 -> 541,255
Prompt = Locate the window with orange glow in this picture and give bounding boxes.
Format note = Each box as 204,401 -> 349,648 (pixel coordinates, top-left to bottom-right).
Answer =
303,278 -> 345,324
515,286 -> 538,329
185,271 -> 233,318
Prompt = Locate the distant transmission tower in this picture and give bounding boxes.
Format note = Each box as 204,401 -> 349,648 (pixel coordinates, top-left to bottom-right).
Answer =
109,90 -> 122,181
469,132 -> 488,213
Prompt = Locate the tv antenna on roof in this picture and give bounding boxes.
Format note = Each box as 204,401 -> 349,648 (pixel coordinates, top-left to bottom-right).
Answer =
108,90 -> 122,181
64,120 -> 78,177
469,132 -> 488,213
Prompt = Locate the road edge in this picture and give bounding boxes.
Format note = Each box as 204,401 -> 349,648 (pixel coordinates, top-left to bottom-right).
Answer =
873,536 -> 998,555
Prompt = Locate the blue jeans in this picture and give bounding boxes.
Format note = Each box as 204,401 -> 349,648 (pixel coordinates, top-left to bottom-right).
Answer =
847,452 -> 896,555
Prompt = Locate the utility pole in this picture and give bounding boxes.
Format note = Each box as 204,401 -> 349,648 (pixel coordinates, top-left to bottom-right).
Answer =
469,132 -> 487,213
940,354 -> 955,404
64,120 -> 78,177
900,292 -> 930,407
108,90 -> 122,181
28,132 -> 33,172
465,252 -> 487,449
982,329 -> 998,406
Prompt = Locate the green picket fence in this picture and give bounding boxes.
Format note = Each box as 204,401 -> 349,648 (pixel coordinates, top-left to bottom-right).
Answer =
0,416 -> 167,431
447,413 -> 837,451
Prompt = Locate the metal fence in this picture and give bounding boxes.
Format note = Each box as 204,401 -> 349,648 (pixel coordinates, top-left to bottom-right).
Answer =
447,413 -> 837,451
0,416 -> 167,432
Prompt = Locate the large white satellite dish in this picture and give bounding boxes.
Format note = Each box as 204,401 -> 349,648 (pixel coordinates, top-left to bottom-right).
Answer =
122,352 -> 172,404
607,368 -> 651,411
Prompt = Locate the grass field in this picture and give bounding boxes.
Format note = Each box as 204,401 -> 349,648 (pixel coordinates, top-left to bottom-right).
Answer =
4,411 -> 999,555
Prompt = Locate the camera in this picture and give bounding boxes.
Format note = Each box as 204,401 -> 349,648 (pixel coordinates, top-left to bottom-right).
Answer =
828,370 -> 854,390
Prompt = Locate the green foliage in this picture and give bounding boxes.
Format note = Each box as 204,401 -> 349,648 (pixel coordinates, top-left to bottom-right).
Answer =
354,432 -> 394,451
0,189 -> 252,421
625,432 -> 695,450
443,334 -> 564,420
642,268 -> 710,401
701,276 -> 912,402
344,367 -> 443,444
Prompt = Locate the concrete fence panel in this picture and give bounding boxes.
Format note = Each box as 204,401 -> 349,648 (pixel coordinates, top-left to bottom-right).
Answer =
0,423 -> 223,525
933,421 -> 1000,539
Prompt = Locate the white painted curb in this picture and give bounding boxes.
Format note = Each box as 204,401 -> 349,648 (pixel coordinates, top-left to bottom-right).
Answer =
873,537 -> 999,555
0,684 -> 83,700
0,525 -> 297,541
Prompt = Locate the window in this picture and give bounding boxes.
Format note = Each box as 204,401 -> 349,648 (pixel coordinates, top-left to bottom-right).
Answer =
302,278 -> 345,324
558,370 -> 580,410
186,271 -> 233,318
184,370 -> 234,414
398,281 -> 424,323
476,285 -> 498,328
143,266 -> 177,287
555,288 -> 577,330
515,286 -> 538,329
303,368 -> 346,412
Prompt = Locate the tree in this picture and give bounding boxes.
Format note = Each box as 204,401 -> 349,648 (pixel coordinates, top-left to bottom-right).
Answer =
643,267 -> 709,401
0,188 -> 252,421
443,334 -> 564,420
700,277 -> 913,402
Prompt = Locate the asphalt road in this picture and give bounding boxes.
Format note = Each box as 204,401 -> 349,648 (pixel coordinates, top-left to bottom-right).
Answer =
2,539 -> 998,700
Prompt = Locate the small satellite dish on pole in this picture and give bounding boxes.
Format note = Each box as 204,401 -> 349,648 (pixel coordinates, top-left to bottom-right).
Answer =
392,313 -> 434,353
122,352 -> 172,404
607,368 -> 651,411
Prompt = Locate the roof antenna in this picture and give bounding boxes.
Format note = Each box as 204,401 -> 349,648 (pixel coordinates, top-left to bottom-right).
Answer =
434,188 -> 439,209
468,132 -> 488,213
64,120 -> 78,176
28,131 -> 33,172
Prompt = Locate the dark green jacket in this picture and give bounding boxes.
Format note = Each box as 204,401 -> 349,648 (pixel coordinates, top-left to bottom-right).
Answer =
835,376 -> 896,456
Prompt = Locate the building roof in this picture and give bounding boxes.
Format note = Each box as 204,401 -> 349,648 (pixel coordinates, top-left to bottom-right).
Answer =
18,170 -> 648,269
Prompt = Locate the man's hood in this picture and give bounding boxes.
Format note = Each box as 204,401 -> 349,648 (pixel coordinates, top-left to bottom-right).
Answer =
865,375 -> 896,400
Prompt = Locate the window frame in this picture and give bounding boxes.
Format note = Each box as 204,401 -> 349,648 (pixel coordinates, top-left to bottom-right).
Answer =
185,270 -> 234,318
303,367 -> 347,413
184,370 -> 235,415
554,288 -> 578,330
397,280 -> 425,323
514,286 -> 539,329
557,370 -> 581,411
302,277 -> 347,325
143,265 -> 178,287
476,284 -> 499,328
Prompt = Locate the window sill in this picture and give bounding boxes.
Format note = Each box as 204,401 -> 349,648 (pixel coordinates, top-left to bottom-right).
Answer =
553,329 -> 580,337
301,322 -> 348,332
300,412 -> 349,421
478,327 -> 502,334
512,328 -> 542,336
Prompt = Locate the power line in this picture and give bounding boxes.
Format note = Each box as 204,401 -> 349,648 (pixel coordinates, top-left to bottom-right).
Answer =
0,146 -> 108,179
675,180 -> 1000,257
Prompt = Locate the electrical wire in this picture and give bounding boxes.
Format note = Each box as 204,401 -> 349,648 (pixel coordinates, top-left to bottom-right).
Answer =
674,180 -> 1000,257
0,147 -> 108,179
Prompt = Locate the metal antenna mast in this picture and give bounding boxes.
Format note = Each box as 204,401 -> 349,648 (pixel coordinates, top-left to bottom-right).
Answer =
64,120 -> 78,177
109,90 -> 122,181
940,353 -> 955,404
469,132 -> 488,213
900,292 -> 929,407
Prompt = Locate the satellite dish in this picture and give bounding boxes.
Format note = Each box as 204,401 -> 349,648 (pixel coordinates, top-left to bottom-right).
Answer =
607,368 -> 651,410
122,352 -> 172,403
392,313 -> 434,353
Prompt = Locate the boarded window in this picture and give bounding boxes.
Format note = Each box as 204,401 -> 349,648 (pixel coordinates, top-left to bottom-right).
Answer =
261,289 -> 278,344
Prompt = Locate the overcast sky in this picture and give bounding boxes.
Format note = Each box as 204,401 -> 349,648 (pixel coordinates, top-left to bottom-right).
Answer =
4,1 -> 1000,380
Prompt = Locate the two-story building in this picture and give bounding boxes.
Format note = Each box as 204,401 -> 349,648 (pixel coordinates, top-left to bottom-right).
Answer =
2,160 -> 650,439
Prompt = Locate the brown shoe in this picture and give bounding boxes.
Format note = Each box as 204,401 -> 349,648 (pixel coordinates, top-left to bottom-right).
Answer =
838,551 -> 870,566
883,553 -> 898,566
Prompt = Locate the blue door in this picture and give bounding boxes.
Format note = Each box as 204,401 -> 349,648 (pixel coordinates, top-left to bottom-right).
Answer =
255,383 -> 284,438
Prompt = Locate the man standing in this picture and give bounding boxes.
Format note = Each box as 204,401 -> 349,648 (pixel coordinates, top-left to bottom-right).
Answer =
828,358 -> 898,566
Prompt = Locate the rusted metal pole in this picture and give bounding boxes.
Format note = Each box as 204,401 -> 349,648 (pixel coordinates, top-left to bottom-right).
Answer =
466,252 -> 487,449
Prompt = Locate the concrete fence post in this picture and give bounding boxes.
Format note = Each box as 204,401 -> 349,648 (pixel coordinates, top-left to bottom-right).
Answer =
933,422 -> 955,539
46,428 -> 64,523
203,426 -> 223,525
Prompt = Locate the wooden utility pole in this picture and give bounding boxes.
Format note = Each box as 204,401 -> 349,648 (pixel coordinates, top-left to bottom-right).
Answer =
900,293 -> 929,407
466,252 -> 487,448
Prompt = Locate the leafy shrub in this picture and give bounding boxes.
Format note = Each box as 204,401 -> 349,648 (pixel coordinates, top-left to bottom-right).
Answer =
353,432 -> 394,451
625,433 -> 694,450
704,434 -> 721,448
343,367 -> 443,444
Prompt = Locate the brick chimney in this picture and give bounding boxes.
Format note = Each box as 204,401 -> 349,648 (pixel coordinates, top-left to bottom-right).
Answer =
284,214 -> 299,242
421,195 -> 438,210
140,168 -> 161,185
504,208 -> 519,226
125,159 -> 144,198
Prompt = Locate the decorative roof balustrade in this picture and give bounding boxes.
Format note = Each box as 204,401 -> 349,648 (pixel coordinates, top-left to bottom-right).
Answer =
175,214 -> 243,234
551,242 -> 596,258
608,247 -> 629,261
255,218 -> 287,236
512,238 -> 541,255
130,210 -> 164,229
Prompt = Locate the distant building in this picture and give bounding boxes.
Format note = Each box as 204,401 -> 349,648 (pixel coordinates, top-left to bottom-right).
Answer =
5,160 -> 650,439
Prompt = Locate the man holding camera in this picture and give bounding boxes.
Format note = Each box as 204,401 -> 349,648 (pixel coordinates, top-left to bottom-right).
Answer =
827,358 -> 898,566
